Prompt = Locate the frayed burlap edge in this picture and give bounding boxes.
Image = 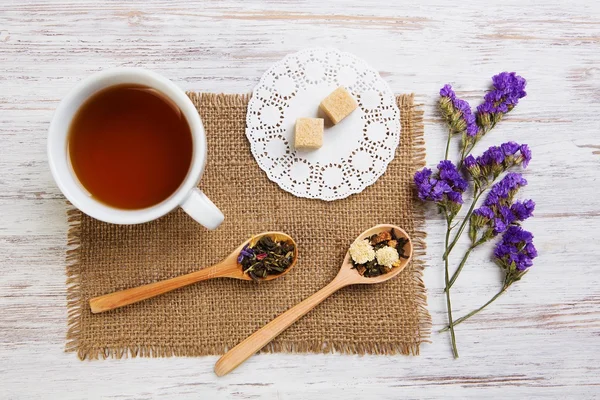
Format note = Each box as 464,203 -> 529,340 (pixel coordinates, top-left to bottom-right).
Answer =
187,91 -> 252,107
395,93 -> 432,355
65,93 -> 430,360
65,203 -> 85,358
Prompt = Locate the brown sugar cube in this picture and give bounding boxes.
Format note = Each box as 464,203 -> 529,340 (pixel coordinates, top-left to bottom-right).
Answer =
319,86 -> 358,124
294,117 -> 324,149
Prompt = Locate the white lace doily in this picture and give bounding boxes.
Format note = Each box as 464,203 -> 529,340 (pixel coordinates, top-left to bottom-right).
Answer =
246,48 -> 401,201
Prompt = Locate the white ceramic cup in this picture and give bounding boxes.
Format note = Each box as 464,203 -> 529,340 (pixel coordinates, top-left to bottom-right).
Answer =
47,68 -> 224,229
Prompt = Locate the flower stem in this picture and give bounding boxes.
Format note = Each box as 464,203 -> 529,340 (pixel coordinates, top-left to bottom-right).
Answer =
457,142 -> 469,170
465,142 -> 476,159
442,185 -> 485,260
444,129 -> 452,160
443,214 -> 459,358
446,236 -> 491,292
444,245 -> 475,292
439,285 -> 509,332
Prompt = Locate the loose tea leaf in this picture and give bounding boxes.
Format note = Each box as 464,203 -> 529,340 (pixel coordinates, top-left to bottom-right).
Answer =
350,228 -> 409,278
237,235 -> 296,282
391,229 -> 410,259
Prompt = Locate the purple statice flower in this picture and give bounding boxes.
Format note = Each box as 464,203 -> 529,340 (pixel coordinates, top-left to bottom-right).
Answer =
483,173 -> 528,207
519,144 -> 532,168
476,72 -> 527,135
456,101 -> 479,137
492,72 -> 527,105
463,154 -> 476,169
473,206 -> 495,220
469,142 -> 532,181
237,244 -> 254,263
414,160 -> 468,214
501,141 -> 520,156
492,217 -> 507,235
470,173 -> 533,239
477,72 -> 527,115
484,146 -> 505,164
494,226 -> 537,274
439,84 -> 479,137
415,168 -> 443,202
438,160 -> 468,192
503,172 -> 529,187
492,205 -> 515,234
447,191 -> 463,203
440,84 -> 454,98
511,199 -> 536,221
463,154 -> 481,178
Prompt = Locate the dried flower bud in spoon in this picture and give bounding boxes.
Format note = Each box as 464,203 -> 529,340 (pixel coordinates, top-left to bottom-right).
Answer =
349,228 -> 410,277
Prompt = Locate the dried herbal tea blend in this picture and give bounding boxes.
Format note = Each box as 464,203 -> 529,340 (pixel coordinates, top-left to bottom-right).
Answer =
237,235 -> 296,282
349,229 -> 410,277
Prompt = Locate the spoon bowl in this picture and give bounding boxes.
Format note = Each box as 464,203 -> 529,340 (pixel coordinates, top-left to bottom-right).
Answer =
89,231 -> 297,313
338,224 -> 413,285
214,224 -> 412,376
241,232 -> 298,282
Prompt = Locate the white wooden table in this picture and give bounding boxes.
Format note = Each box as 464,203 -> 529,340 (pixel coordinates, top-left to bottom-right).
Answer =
1,1 -> 599,398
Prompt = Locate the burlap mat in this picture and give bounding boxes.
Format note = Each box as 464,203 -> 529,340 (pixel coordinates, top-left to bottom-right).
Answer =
65,93 -> 430,360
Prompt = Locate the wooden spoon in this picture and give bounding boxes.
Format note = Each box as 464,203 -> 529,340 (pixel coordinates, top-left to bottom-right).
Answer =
89,232 -> 297,314
214,224 -> 413,377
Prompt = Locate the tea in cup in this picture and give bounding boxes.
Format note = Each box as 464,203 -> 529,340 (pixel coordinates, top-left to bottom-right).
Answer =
48,68 -> 224,229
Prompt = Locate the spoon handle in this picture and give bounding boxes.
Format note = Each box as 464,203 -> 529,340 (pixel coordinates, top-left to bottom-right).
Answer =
214,276 -> 349,376
89,262 -> 234,313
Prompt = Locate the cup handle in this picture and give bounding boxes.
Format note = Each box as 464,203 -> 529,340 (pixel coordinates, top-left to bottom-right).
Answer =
180,188 -> 224,230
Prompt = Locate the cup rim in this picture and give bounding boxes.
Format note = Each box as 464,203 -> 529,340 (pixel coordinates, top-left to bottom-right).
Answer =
47,67 -> 206,224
